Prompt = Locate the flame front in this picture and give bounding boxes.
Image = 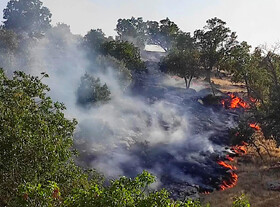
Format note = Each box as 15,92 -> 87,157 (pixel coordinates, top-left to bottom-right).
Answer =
217,94 -> 251,191
231,145 -> 247,154
220,172 -> 238,191
217,161 -> 237,170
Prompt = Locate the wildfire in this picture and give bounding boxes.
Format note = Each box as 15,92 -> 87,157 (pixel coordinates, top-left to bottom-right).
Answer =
225,154 -> 234,161
217,161 -> 237,170
249,123 -> 261,131
217,94 -> 252,191
220,172 -> 238,191
221,93 -> 249,109
231,145 -> 247,155
217,141 -> 248,191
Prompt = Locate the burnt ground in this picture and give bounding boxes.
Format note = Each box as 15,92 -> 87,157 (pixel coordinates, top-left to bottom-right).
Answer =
201,155 -> 280,207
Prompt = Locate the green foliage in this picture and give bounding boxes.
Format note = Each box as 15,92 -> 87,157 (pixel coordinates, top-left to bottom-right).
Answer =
116,17 -> 147,49
101,40 -> 146,71
194,17 -> 236,83
160,49 -> 201,89
227,45 -> 280,144
84,29 -> 107,53
3,0 -> 52,36
13,181 -> 61,207
223,42 -> 251,83
174,32 -> 196,52
232,194 -> 250,207
0,70 -> 83,205
157,18 -> 180,51
17,171 -> 203,207
76,73 -> 111,106
116,17 -> 179,51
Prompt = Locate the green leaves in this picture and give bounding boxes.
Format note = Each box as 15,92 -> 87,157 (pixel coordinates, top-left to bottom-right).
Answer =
232,194 -> 250,207
101,40 -> 146,71
0,69 -> 77,204
64,170 -> 203,207
160,49 -> 201,89
3,0 -> 52,36
76,73 -> 111,106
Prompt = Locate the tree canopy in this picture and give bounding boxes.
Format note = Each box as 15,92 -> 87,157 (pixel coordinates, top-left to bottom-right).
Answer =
101,40 -> 146,71
160,49 -> 201,89
194,17 -> 236,84
84,29 -> 107,54
115,17 -> 179,51
3,0 -> 52,36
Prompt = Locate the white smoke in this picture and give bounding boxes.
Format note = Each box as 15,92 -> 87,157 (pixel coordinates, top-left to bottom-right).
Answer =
1,24 -> 236,191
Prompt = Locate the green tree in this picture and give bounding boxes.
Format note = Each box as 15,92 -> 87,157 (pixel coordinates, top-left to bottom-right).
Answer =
115,17 -> 179,52
175,32 -> 196,51
3,0 -> 52,36
194,17 -> 236,94
84,29 -> 107,54
160,49 -> 201,89
157,18 -> 180,51
76,73 -> 111,107
223,41 -> 252,96
146,18 -> 180,52
116,17 -> 147,49
101,40 -> 146,71
0,70 -> 88,205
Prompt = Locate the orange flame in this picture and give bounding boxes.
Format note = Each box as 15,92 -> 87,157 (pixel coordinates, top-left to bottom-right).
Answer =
221,93 -> 250,109
231,145 -> 247,154
217,161 -> 237,170
220,172 -> 238,191
225,155 -> 234,161
249,123 -> 261,131
229,93 -> 249,109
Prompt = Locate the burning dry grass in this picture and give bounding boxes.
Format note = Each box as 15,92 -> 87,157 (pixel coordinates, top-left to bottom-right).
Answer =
201,132 -> 280,207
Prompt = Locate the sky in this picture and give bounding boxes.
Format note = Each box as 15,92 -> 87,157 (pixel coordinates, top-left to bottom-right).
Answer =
1,0 -> 280,47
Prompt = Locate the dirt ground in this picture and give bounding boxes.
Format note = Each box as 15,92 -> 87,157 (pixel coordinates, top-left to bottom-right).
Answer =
211,77 -> 246,93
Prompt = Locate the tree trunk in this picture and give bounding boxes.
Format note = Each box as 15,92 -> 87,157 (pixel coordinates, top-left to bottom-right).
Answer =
205,68 -> 216,96
184,76 -> 189,89
205,69 -> 211,83
187,76 -> 193,89
244,74 -> 251,98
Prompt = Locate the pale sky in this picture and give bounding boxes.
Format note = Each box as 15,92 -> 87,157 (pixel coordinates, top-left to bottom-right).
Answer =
1,0 -> 280,47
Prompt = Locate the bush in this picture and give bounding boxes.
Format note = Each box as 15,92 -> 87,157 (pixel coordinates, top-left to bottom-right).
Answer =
76,73 -> 111,106
0,70 -> 87,205
232,194 -> 250,207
